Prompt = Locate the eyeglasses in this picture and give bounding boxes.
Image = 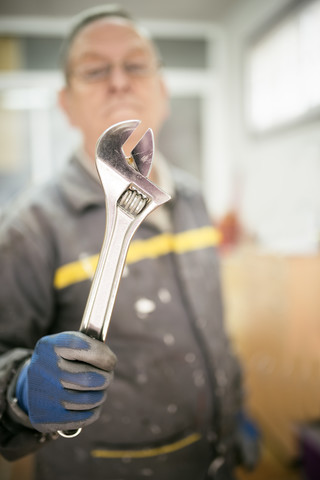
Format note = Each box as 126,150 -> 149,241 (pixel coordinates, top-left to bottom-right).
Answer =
69,60 -> 160,83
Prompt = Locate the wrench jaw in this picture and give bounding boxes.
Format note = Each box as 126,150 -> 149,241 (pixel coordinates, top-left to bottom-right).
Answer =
96,119 -> 171,216
96,119 -> 153,179
96,119 -> 140,166
130,127 -> 153,178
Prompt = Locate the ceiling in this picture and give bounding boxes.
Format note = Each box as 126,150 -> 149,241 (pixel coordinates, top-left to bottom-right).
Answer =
0,0 -> 239,22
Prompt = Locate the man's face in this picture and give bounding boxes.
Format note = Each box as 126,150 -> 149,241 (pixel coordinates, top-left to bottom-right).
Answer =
59,19 -> 169,159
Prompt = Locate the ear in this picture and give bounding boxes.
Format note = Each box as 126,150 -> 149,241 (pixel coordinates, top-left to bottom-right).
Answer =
58,87 -> 77,127
159,77 -> 170,122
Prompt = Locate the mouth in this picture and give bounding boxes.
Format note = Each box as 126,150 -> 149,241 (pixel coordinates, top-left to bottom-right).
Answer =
107,96 -> 140,110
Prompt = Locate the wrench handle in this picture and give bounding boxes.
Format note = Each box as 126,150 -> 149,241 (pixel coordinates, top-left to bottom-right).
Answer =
80,208 -> 134,341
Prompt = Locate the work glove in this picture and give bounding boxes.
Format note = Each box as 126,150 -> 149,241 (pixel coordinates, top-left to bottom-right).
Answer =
235,411 -> 260,470
15,331 -> 117,433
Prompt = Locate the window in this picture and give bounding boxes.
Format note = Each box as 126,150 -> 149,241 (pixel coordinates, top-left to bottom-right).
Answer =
246,0 -> 320,133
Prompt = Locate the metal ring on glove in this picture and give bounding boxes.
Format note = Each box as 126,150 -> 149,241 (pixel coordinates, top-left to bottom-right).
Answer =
57,428 -> 82,438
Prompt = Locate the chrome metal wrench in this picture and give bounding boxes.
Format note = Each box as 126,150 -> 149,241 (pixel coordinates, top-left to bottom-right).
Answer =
58,119 -> 171,439
80,119 -> 171,341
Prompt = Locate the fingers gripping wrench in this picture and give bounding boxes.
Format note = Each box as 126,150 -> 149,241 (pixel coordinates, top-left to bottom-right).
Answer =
58,120 -> 171,438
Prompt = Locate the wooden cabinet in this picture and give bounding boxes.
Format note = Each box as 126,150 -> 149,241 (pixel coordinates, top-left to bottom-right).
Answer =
222,247 -> 320,478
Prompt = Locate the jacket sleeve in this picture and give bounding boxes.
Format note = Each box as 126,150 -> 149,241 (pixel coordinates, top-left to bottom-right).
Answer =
0,199 -> 56,354
0,201 -> 57,460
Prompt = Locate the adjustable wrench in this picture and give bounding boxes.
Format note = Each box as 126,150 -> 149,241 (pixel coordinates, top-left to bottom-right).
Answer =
80,119 -> 171,341
58,119 -> 171,438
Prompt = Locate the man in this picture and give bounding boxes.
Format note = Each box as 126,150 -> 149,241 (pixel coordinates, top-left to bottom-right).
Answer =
0,5 -> 258,480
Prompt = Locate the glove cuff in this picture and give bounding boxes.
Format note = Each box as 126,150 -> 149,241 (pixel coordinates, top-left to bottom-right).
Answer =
15,359 -> 30,414
7,359 -> 34,429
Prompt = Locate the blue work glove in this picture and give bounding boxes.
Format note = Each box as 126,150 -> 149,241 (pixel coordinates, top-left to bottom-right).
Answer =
15,331 -> 117,433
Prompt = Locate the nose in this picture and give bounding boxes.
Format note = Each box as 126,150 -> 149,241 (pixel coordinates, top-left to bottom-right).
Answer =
108,65 -> 130,92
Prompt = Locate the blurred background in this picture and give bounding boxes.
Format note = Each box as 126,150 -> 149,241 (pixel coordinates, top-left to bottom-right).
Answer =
1,0 -> 320,479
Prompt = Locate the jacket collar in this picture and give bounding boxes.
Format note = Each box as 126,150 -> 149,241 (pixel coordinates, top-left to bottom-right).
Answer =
58,154 -> 105,211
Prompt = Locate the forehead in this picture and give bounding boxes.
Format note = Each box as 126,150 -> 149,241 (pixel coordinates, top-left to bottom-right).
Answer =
68,19 -> 155,63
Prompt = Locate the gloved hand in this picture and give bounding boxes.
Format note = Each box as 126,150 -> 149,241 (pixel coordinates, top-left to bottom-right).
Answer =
15,331 -> 117,433
235,411 -> 260,470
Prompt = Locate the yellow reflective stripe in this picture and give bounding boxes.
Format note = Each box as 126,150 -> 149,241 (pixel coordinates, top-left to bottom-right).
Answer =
54,254 -> 99,290
91,432 -> 202,459
54,226 -> 221,290
126,226 -> 221,264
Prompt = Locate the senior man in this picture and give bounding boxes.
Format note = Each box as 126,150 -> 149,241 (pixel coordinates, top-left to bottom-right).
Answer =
0,5 -> 258,480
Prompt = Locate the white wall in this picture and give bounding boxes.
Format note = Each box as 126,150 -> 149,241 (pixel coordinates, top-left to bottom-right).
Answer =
218,0 -> 320,254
